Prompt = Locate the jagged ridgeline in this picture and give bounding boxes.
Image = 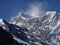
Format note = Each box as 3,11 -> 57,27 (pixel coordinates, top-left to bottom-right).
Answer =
0,11 -> 60,45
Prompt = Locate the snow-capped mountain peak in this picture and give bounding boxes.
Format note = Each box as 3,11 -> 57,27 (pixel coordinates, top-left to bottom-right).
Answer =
10,11 -> 60,45
45,11 -> 56,20
0,11 -> 60,45
45,11 -> 56,15
17,12 -> 26,20
10,12 -> 26,26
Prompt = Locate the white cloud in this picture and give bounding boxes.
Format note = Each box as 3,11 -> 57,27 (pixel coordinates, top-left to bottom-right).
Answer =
24,2 -> 48,17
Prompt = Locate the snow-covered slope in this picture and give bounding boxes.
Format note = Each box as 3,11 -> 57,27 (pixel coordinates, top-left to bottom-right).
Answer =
0,11 -> 60,45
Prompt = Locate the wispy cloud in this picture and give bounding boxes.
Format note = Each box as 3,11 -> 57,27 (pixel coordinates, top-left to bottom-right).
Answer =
24,2 -> 48,17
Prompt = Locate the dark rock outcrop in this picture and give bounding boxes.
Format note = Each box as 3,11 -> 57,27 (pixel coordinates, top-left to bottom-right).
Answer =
0,26 -> 27,45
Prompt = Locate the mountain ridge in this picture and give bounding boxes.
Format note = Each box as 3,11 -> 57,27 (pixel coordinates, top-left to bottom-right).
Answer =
0,11 -> 60,45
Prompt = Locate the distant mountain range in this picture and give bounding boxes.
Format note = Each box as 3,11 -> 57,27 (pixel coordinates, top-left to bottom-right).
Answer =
0,11 -> 60,45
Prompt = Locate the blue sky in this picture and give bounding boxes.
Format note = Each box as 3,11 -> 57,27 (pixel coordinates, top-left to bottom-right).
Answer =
0,0 -> 60,21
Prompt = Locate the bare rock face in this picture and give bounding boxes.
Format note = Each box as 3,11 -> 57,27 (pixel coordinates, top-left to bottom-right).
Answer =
0,26 -> 28,45
0,26 -> 14,45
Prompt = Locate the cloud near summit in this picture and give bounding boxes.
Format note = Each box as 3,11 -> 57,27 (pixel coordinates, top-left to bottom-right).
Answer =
24,2 -> 48,17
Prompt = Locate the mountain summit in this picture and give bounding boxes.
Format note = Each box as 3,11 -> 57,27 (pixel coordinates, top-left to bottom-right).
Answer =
0,11 -> 60,45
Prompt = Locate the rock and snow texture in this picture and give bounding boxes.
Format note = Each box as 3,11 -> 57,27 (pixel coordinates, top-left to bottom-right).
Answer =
0,11 -> 60,45
11,12 -> 25,26
0,19 -> 29,45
